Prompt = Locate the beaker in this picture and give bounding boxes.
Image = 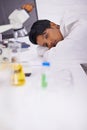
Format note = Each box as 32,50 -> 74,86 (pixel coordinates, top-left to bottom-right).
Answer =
0,44 -> 9,70
8,41 -> 21,63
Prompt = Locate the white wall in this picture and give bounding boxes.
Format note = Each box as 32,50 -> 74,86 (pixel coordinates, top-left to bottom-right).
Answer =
36,0 -> 87,24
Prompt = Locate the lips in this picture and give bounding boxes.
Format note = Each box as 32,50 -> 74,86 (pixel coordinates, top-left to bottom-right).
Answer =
49,40 -> 58,48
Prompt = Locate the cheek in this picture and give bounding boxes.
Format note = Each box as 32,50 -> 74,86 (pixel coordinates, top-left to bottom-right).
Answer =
50,30 -> 58,39
50,34 -> 56,41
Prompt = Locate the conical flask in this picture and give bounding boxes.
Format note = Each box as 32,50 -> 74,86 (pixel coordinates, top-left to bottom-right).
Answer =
11,63 -> 26,86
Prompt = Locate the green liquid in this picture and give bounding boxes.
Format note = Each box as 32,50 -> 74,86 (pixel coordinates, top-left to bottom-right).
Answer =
41,73 -> 48,88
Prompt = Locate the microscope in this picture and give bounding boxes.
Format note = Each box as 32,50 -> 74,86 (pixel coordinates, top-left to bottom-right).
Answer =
0,8 -> 30,38
0,8 -> 30,62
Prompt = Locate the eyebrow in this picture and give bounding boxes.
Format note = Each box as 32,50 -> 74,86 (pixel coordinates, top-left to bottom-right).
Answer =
42,30 -> 47,35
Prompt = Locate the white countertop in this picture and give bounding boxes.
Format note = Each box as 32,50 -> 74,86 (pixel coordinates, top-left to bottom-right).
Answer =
0,36 -> 87,130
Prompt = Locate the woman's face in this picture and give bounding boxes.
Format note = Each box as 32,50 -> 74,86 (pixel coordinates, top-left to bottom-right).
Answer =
36,22 -> 63,49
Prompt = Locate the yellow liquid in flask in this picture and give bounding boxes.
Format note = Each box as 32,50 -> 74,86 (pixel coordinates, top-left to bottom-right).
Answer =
11,63 -> 25,86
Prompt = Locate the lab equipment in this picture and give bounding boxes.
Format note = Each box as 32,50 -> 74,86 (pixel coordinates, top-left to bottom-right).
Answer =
11,63 -> 26,86
8,41 -> 26,86
0,44 -> 9,63
0,7 -> 30,62
0,7 -> 31,86
25,73 -> 31,77
14,41 -> 30,48
0,9 -> 30,35
8,41 -> 21,63
41,61 -> 50,88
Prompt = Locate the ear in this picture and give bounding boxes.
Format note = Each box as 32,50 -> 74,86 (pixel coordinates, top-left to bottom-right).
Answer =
50,22 -> 56,27
50,22 -> 60,29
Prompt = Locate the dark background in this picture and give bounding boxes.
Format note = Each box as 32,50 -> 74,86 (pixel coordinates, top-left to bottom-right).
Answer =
0,0 -> 38,39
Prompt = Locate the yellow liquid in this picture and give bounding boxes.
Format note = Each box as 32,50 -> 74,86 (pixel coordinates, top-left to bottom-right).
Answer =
11,63 -> 25,86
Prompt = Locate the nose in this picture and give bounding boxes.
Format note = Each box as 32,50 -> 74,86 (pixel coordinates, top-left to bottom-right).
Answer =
48,41 -> 53,49
45,39 -> 52,49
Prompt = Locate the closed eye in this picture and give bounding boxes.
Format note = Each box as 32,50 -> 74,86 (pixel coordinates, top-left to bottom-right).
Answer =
43,32 -> 48,39
44,34 -> 48,39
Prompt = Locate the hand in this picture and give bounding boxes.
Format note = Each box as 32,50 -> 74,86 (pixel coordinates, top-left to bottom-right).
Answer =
21,3 -> 34,12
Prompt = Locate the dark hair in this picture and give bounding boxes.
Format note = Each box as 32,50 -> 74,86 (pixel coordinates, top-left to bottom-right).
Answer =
29,19 -> 51,45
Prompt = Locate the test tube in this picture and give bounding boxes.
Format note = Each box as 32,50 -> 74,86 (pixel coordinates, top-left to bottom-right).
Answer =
41,61 -> 50,88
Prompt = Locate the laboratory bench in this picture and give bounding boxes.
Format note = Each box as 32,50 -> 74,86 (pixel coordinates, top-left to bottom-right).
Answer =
0,36 -> 87,130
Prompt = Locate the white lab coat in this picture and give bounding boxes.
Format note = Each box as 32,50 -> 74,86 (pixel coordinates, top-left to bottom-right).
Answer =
37,14 -> 87,65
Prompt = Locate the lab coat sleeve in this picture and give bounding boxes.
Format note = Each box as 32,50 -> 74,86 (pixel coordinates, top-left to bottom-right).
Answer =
37,45 -> 49,57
